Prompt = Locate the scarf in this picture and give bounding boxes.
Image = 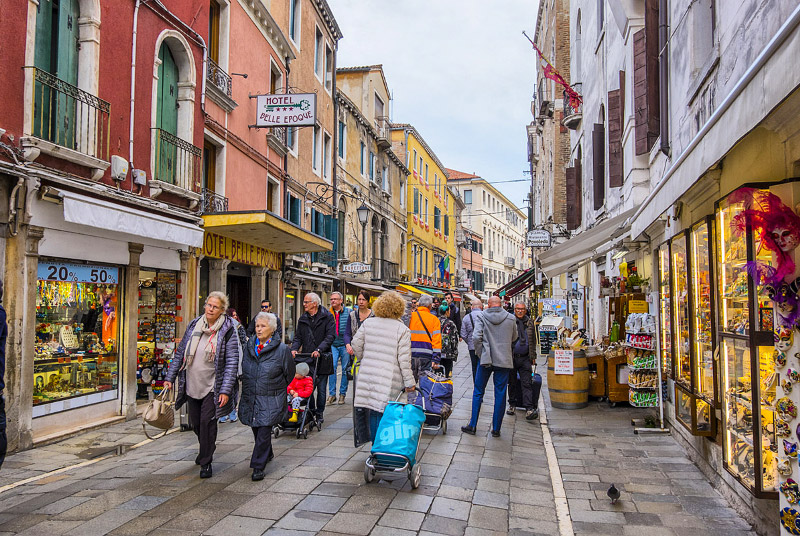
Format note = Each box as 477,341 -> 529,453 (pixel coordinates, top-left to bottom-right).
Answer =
184,314 -> 226,368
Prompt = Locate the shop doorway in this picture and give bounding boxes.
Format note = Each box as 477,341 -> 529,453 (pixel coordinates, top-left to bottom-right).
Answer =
226,273 -> 251,325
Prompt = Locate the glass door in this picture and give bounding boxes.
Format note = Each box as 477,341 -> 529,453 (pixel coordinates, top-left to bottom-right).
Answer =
672,233 -> 691,389
690,218 -> 717,434
658,244 -> 673,381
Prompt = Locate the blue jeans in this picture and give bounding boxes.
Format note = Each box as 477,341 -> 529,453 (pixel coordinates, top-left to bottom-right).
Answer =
368,409 -> 383,443
328,345 -> 350,396
468,365 -> 511,432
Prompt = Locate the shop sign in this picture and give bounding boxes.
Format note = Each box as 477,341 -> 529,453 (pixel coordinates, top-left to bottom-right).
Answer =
38,261 -> 119,284
526,229 -> 552,248
554,349 -> 574,375
255,93 -> 317,127
342,262 -> 371,274
629,299 -> 649,313
203,232 -> 282,269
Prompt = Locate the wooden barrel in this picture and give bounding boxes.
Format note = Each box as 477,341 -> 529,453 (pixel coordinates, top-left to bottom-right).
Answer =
547,350 -> 589,409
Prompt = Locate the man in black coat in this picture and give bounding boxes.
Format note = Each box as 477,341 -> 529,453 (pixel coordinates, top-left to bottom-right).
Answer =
0,279 -> 7,469
247,299 -> 282,340
507,302 -> 538,420
444,291 -> 462,338
291,292 -> 335,422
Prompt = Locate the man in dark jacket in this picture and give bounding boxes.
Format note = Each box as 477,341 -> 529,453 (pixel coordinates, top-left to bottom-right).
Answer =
444,291 -> 462,338
247,299 -> 282,340
291,292 -> 335,422
0,279 -> 7,470
508,302 -> 538,420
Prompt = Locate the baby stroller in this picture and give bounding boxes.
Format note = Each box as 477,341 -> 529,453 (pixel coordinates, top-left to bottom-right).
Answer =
273,352 -> 322,439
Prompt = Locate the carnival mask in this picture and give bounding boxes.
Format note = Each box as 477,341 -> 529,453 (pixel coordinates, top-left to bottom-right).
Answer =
783,479 -> 800,503
782,507 -> 800,535
779,397 -> 798,419
779,419 -> 792,437
785,380 -> 794,394
777,350 -> 788,368
771,227 -> 800,253
791,369 -> 800,383
786,440 -> 799,459
778,327 -> 795,352
780,459 -> 794,477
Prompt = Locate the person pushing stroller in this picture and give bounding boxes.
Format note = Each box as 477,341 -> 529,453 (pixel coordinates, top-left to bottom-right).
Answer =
287,363 -> 314,422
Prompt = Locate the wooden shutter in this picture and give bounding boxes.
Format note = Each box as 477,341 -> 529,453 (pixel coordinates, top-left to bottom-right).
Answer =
592,124 -> 605,210
634,0 -> 661,155
566,166 -> 581,230
608,89 -> 623,188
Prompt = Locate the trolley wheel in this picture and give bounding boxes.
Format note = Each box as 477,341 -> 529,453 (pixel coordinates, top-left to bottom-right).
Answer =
296,428 -> 302,439
609,401 -> 618,408
442,419 -> 448,435
273,426 -> 280,438
303,429 -> 309,439
316,421 -> 323,431
364,464 -> 375,483
410,463 -> 421,489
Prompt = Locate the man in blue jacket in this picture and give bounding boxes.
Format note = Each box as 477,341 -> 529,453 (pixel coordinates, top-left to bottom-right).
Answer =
327,292 -> 351,405
508,302 -> 538,420
291,293 -> 335,423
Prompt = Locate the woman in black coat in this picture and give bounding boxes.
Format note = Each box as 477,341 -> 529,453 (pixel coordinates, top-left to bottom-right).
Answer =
239,312 -> 295,481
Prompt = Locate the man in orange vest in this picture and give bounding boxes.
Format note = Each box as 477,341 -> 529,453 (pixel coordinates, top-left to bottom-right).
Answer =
408,295 -> 442,380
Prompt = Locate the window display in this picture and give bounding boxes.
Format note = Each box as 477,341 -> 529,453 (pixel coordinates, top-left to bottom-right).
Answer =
658,244 -> 673,380
691,219 -> 716,402
672,233 -> 691,389
34,260 -> 120,408
137,270 -> 178,399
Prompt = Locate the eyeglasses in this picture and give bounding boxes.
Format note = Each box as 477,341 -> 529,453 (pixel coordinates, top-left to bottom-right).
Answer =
261,305 -> 270,309
205,304 -> 221,311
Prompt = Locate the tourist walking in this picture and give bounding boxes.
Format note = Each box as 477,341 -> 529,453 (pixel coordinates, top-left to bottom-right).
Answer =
247,299 -> 282,340
327,292 -> 351,405
291,292 -> 335,423
219,308 -> 247,423
408,295 -> 442,380
164,291 -> 240,478
461,295 -> 516,437
461,299 -> 484,380
444,291 -> 462,337
344,290 -> 373,380
507,302 -> 538,420
239,312 -> 295,481
352,291 -> 416,443
438,304 -> 459,378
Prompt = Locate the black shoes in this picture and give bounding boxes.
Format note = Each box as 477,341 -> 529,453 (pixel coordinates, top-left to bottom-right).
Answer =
526,409 -> 539,421
491,429 -> 501,437
252,469 -> 265,481
199,463 -> 212,478
461,425 -> 476,435
506,406 -> 516,416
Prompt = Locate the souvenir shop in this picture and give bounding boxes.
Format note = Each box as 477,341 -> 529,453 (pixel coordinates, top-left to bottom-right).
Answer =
136,269 -> 178,399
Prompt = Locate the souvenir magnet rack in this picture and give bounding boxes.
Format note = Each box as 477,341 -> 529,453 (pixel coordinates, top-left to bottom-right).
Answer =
634,294 -> 670,435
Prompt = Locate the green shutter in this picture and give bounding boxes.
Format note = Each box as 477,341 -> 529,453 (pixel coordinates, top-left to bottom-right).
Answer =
157,43 -> 179,183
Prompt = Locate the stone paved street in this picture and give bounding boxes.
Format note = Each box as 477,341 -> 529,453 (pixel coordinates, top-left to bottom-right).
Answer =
0,347 -> 759,535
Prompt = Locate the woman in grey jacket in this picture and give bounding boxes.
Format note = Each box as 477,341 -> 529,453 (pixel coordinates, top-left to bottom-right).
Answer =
164,291 -> 240,479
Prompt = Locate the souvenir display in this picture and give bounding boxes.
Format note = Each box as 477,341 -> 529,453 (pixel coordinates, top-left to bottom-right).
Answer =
658,245 -> 672,382
780,397 -> 799,420
136,270 -> 178,399
34,261 -> 120,407
672,233 -> 691,388
783,479 -> 800,503
782,507 -> 800,535
785,380 -> 795,395
780,459 -> 794,476
691,220 -> 715,401
786,440 -> 799,459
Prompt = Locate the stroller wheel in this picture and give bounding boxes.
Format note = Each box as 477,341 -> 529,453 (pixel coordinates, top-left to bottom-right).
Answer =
364,464 -> 376,483
296,428 -> 302,439
273,426 -> 280,439
410,463 -> 421,489
316,420 -> 323,431
303,429 -> 309,439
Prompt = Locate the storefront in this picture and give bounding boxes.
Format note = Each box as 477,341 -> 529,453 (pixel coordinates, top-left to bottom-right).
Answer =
136,269 -> 178,399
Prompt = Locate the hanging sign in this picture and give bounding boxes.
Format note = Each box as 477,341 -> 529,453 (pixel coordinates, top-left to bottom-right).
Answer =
38,261 -> 119,285
629,300 -> 649,313
554,349 -> 574,375
342,262 -> 371,274
255,93 -> 317,127
526,229 -> 552,248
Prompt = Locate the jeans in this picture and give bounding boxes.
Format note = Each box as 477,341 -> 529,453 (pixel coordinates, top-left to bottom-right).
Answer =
186,392 -> 218,466
468,365 -> 511,432
328,345 -> 350,396
469,350 -> 479,381
309,375 -> 328,418
0,396 -> 6,470
368,409 -> 383,443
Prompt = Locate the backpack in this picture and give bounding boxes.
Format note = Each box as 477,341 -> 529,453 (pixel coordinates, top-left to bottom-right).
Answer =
441,319 -> 459,359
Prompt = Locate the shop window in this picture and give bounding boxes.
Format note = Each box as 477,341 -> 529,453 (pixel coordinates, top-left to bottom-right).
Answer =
657,243 -> 673,381
691,217 -> 716,403
34,260 -> 121,412
136,270 -> 177,399
671,232 -> 691,389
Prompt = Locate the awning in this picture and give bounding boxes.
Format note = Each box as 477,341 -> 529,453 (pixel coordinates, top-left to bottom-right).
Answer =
61,191 -> 203,247
496,268 -> 536,299
343,279 -> 390,294
396,283 -> 439,297
538,208 -> 635,277
203,211 -> 332,253
413,285 -> 446,297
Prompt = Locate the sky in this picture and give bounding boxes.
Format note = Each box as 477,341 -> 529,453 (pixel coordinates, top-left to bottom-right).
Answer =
330,0 -> 540,212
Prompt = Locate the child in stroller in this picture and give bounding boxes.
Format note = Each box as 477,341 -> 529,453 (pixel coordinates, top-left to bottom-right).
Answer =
287,363 -> 314,422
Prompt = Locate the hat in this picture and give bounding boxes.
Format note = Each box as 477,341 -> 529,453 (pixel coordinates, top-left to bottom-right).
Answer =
296,363 -> 310,377
438,304 -> 449,315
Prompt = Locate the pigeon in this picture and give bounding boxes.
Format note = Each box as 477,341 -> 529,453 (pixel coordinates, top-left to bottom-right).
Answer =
607,483 -> 621,504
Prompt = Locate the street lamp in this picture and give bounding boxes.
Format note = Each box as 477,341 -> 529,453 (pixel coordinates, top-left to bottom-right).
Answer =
357,203 -> 369,261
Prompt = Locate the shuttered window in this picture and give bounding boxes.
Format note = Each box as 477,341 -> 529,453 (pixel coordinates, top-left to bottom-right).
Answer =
634,0 -> 661,155
566,165 -> 581,230
608,89 -> 623,188
592,124 -> 605,211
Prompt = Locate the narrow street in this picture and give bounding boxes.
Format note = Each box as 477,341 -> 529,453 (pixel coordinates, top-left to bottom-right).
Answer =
0,345 -> 756,536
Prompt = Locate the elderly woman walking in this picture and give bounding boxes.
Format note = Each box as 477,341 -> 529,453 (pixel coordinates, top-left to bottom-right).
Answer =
239,312 -> 295,481
164,291 -> 239,479
351,291 -> 416,444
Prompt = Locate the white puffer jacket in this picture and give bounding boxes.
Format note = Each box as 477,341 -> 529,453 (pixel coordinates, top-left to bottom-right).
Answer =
351,316 -> 415,413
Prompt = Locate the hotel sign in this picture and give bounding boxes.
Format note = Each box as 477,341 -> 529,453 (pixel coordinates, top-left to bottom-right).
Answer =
255,93 -> 317,127
203,232 -> 282,270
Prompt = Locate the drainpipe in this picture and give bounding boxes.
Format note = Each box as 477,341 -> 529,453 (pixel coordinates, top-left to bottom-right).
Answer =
283,55 -> 291,221
129,0 -> 141,169
658,0 -> 669,155
331,44 -> 339,271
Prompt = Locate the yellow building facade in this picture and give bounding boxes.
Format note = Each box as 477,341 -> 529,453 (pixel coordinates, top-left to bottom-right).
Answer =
390,125 -> 456,287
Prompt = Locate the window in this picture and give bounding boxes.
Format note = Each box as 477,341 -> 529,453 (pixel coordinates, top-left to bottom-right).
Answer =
369,151 -> 375,180
270,62 -> 282,94
400,180 -> 405,207
464,189 -> 472,204
444,215 -> 449,236
382,165 -> 389,192
424,199 -> 429,223
425,164 -> 429,184
483,191 -> 486,205
289,0 -> 300,43
209,1 -> 220,62
314,27 -> 323,79
267,176 -> 280,213
413,149 -> 417,171
598,0 -> 604,35
323,131 -> 331,179
324,44 -> 333,92
202,141 -> 217,192
287,127 -> 297,153
413,188 -> 419,214
360,141 -> 365,175
374,93 -> 384,120
434,207 -> 441,230
338,120 -> 345,159
288,194 -> 301,225
312,125 -> 320,172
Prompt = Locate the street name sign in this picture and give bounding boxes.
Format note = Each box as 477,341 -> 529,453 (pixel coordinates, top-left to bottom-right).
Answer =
526,229 -> 552,248
342,262 -> 372,274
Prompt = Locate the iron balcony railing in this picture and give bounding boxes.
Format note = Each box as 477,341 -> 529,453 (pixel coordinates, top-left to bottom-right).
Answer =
152,128 -> 202,192
381,259 -> 399,281
563,82 -> 583,117
268,126 -> 287,148
27,67 -> 110,161
374,116 -> 390,148
504,256 -> 516,268
207,58 -> 232,98
200,188 -> 228,214
312,250 -> 337,267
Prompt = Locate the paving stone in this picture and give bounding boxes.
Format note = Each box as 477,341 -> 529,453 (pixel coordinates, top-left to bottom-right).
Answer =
369,526 -> 417,536
33,496 -> 92,515
321,512 -> 379,535
430,497 -> 471,521
420,514 -> 468,536
389,492 -> 434,512
436,484 -> 474,501
15,520 -> 85,536
107,515 -> 171,535
295,494 -> 347,514
477,477 -> 510,494
472,489 -> 509,509
468,505 -> 509,532
117,495 -> 169,511
274,510 -> 333,532
378,508 -> 426,531
64,508 -> 143,536
203,514 -> 274,535
231,492 -> 305,520
268,477 -> 321,494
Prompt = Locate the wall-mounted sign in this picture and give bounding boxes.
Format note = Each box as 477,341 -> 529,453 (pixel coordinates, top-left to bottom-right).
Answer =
554,349 -> 574,375
255,93 -> 317,127
203,232 -> 282,269
38,261 -> 119,284
342,262 -> 371,274
526,229 -> 552,248
628,300 -> 649,313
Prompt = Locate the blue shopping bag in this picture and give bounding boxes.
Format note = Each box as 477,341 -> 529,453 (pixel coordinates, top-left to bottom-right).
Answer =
371,401 -> 426,464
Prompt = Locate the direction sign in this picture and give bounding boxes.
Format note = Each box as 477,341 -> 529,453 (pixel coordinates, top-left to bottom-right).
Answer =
342,262 -> 372,274
526,229 -> 552,248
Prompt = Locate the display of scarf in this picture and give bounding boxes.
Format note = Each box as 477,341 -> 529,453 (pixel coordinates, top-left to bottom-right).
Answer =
183,314 -> 226,368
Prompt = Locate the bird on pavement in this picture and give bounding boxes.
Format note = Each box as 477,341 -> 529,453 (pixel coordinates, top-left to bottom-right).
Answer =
607,483 -> 621,504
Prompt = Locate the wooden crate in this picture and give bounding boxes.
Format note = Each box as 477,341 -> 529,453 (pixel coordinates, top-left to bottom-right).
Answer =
586,352 -> 607,398
605,354 -> 630,404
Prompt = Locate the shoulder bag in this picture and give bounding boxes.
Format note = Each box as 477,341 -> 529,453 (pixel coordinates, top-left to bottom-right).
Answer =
142,385 -> 175,439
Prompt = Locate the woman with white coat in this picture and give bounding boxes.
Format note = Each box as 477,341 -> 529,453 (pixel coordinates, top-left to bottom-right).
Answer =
351,291 -> 416,443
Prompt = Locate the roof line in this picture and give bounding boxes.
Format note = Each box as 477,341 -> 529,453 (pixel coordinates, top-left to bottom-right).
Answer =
389,124 -> 449,179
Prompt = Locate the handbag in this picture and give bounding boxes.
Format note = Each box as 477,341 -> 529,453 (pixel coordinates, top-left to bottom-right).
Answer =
142,386 -> 175,439
316,351 -> 334,376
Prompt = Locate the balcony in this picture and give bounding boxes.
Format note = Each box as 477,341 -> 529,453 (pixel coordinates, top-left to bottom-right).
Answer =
267,126 -> 288,156
504,256 -> 515,268
312,250 -> 337,268
200,188 -> 229,214
375,116 -> 391,150
537,84 -> 553,119
488,250 -> 494,261
22,67 -> 111,179
206,59 -> 237,112
151,128 -> 202,196
381,259 -> 400,282
562,83 -> 583,130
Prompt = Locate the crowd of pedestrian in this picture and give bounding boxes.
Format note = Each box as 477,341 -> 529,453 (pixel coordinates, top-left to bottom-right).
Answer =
161,287 -> 539,482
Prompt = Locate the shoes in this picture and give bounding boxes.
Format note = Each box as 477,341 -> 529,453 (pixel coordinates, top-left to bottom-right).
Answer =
200,463 -> 212,478
267,452 -> 274,463
491,430 -> 501,437
229,410 -> 238,422
218,415 -> 229,423
251,469 -> 265,481
461,425 -> 476,435
315,414 -> 324,425
327,395 -> 336,404
288,410 -> 299,423
338,394 -> 346,404
506,406 -> 516,416
526,409 -> 539,421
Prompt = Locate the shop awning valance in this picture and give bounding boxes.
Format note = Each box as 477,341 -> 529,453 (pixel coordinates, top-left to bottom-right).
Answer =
343,279 -> 391,294
537,208 -> 635,277
496,268 -> 536,299
202,211 -> 332,253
